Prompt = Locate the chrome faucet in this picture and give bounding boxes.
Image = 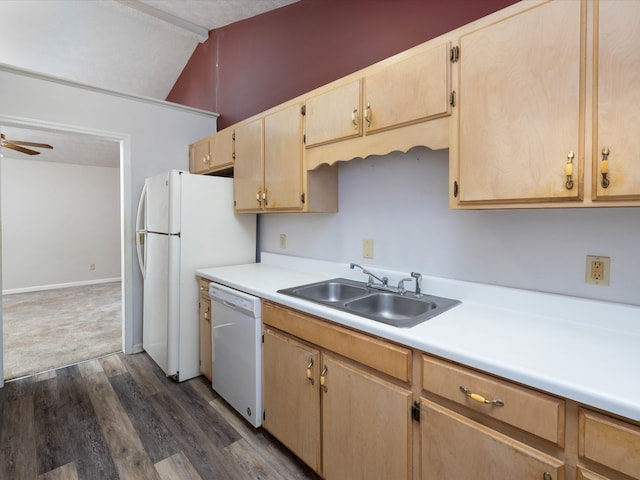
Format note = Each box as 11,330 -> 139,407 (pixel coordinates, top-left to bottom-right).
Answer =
411,271 -> 422,297
397,277 -> 413,295
350,263 -> 389,288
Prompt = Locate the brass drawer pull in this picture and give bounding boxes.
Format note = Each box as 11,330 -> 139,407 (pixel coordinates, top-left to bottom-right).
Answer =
320,365 -> 328,392
351,107 -> 358,129
565,151 -> 575,190
306,358 -> 314,385
460,385 -> 505,407
364,102 -> 372,127
601,147 -> 610,188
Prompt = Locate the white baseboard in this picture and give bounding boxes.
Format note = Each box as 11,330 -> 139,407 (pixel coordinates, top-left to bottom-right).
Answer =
2,277 -> 122,295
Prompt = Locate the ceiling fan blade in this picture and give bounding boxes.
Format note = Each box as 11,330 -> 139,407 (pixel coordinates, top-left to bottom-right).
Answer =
1,141 -> 41,155
6,139 -> 53,149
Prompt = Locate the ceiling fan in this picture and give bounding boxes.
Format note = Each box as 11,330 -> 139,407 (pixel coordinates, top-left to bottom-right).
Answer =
1,133 -> 53,155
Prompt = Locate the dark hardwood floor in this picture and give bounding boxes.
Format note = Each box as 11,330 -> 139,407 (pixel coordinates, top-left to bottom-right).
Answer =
0,352 -> 321,480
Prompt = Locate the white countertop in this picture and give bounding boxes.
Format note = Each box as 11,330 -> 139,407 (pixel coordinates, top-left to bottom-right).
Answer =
197,253 -> 640,421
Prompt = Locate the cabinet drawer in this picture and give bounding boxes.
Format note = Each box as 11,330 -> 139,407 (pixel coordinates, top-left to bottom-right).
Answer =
263,301 -> 411,383
421,355 -> 565,445
576,467 -> 611,480
579,408 -> 640,478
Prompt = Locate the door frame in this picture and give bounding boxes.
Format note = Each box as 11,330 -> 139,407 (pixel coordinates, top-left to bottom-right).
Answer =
0,115 -> 133,387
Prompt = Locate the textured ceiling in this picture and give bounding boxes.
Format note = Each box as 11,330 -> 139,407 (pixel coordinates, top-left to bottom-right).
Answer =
0,0 -> 298,168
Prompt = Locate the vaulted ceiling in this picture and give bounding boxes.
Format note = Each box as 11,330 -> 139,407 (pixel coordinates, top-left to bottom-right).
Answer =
0,0 -> 299,168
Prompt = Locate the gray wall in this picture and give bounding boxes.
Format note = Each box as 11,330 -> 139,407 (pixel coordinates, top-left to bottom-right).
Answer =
1,157 -> 120,291
261,147 -> 640,306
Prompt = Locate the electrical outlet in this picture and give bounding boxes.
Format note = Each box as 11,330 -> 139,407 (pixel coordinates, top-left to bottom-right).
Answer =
363,239 -> 374,259
89,263 -> 96,271
585,255 -> 610,286
279,234 -> 286,249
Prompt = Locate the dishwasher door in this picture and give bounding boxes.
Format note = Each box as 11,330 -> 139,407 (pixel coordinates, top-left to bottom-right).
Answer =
209,282 -> 262,428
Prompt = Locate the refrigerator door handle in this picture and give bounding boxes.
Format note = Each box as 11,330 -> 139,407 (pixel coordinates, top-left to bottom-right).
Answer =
136,183 -> 147,278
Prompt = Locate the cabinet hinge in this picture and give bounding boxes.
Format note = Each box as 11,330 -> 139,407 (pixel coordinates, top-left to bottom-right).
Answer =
303,133 -> 306,144
262,334 -> 264,343
234,200 -> 237,207
411,401 -> 420,422
263,411 -> 266,421
450,45 -> 459,63
449,90 -> 456,108
301,193 -> 305,204
232,131 -> 236,141
301,105 -> 306,116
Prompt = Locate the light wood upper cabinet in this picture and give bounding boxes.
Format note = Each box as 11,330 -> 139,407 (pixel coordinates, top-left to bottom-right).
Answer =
454,0 -> 584,205
305,80 -> 362,148
233,118 -> 264,212
592,0 -> 640,201
364,42 -> 451,135
304,43 -> 450,150
189,128 -> 234,175
208,126 -> 234,172
233,104 -> 338,214
304,41 -> 452,169
452,0 -> 640,208
263,103 -> 304,210
189,135 -> 213,175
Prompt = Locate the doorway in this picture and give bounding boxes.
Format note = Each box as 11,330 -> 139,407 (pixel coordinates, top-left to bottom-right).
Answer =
0,122 -> 128,383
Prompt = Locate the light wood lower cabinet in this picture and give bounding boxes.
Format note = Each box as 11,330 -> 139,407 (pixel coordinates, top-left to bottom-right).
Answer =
197,277 -> 212,381
578,408 -> 640,479
322,354 -> 412,480
262,302 -> 412,480
262,302 -> 636,480
420,353 -> 566,480
262,327 -> 321,472
420,399 -> 565,480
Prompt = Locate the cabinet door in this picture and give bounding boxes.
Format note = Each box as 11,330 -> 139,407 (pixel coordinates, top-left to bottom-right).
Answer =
264,103 -> 303,210
456,1 -> 583,204
198,298 -> 212,381
189,137 -> 211,174
234,118 -> 263,212
322,354 -> 412,480
262,328 -> 321,473
305,80 -> 362,148
209,127 -> 234,171
593,0 -> 640,200
364,42 -> 451,135
420,400 -> 564,480
579,408 -> 640,479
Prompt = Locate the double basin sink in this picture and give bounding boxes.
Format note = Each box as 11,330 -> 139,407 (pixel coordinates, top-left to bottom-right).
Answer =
278,278 -> 460,328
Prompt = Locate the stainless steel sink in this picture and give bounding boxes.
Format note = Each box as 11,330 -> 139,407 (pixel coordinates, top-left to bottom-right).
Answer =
289,280 -> 369,303
278,278 -> 460,328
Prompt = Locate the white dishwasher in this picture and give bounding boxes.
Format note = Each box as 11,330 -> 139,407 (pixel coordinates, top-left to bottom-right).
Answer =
209,282 -> 262,428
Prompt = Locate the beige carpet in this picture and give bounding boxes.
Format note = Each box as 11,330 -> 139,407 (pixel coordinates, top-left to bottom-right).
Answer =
2,282 -> 122,380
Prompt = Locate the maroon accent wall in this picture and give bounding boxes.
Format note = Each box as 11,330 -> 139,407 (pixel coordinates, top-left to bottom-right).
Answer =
167,0 -> 518,129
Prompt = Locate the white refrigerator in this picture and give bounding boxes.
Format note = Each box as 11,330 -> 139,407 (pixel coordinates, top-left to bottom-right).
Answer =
135,170 -> 256,381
